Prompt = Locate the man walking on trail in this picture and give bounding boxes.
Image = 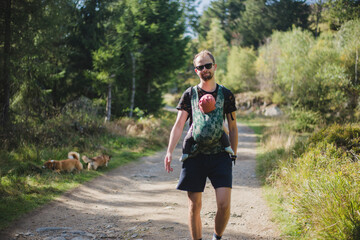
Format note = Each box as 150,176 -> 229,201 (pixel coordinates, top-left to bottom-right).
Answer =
164,50 -> 238,240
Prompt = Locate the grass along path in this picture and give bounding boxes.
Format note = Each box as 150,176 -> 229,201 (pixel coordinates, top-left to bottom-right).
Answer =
1,122 -> 280,239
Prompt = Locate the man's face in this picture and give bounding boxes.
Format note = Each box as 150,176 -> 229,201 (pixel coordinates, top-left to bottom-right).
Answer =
194,54 -> 216,81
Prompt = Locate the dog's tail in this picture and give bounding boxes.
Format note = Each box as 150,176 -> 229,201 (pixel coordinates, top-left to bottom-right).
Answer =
68,151 -> 80,161
81,155 -> 93,163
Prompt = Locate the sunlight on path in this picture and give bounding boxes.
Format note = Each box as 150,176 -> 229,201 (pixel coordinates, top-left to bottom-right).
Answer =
1,122 -> 280,240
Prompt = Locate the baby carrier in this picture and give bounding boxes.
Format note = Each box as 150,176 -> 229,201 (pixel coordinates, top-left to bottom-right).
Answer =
190,85 -> 225,155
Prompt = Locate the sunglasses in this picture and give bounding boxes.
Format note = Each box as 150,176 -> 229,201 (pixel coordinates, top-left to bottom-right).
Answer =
195,63 -> 213,71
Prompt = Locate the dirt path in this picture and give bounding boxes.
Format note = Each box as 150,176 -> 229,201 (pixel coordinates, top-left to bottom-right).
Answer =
1,123 -> 280,240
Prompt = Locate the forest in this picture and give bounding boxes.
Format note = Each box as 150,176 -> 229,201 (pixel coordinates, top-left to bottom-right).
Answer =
0,0 -> 360,238
1,0 -> 360,135
1,0 -> 360,140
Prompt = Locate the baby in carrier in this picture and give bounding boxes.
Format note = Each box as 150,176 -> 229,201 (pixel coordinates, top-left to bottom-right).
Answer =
180,93 -> 234,162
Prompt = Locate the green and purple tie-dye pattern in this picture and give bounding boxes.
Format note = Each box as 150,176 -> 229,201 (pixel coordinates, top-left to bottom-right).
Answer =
190,85 -> 224,155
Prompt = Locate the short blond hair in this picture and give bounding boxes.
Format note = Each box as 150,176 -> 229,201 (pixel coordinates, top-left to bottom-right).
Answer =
193,50 -> 215,66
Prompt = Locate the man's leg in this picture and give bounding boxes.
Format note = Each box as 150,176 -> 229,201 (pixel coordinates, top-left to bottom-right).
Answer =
188,191 -> 203,240
214,187 -> 231,237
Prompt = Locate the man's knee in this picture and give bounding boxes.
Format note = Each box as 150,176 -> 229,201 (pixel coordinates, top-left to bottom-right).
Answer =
215,188 -> 231,213
188,192 -> 202,212
217,200 -> 230,213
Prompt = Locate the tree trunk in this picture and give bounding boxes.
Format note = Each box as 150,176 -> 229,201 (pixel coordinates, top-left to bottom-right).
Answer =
1,0 -> 11,129
129,52 -> 136,118
355,47 -> 358,85
105,82 -> 112,122
314,1 -> 323,39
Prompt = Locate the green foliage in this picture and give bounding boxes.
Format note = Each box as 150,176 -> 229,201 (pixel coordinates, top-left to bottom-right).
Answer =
260,122 -> 360,239
134,0 -> 190,113
199,0 -> 311,48
1,0 -> 192,137
257,22 -> 359,122
257,148 -> 285,183
301,32 -> 351,120
91,0 -> 190,116
336,19 -> 360,116
0,110 -> 176,230
237,0 -> 272,48
282,141 -> 360,239
255,35 -> 281,92
3,96 -> 103,151
122,107 -> 146,119
271,91 -> 286,105
199,18 -> 229,80
65,0 -> 112,100
226,0 -> 310,48
324,0 -> 360,30
225,46 -> 257,93
308,123 -> 360,156
269,0 -> 310,32
274,27 -> 314,99
287,108 -> 322,132
3,0 -> 77,120
196,0 -> 246,45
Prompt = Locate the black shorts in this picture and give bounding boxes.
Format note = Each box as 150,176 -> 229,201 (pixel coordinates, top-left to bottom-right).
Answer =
176,151 -> 233,192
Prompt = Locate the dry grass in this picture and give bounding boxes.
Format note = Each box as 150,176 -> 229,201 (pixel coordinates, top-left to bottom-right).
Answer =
261,125 -> 296,153
258,122 -> 360,239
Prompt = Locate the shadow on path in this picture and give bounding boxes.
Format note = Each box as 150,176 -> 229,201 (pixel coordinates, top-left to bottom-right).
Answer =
1,122 -> 280,240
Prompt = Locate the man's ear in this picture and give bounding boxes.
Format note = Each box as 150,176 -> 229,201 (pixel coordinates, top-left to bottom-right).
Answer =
214,63 -> 217,71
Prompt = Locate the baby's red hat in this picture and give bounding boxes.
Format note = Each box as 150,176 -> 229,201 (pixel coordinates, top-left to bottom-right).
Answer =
199,94 -> 216,113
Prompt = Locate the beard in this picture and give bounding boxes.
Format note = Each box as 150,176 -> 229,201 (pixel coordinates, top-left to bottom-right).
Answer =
200,71 -> 213,81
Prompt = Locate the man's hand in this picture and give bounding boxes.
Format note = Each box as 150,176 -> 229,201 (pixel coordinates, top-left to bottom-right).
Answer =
164,152 -> 173,173
230,154 -> 237,165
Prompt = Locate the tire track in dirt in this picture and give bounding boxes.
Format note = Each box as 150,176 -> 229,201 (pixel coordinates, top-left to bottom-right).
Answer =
1,123 -> 280,240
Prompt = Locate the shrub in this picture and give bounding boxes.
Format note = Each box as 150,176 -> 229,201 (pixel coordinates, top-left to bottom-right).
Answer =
309,123 -> 360,159
275,124 -> 360,239
287,108 -> 322,132
272,91 -> 286,105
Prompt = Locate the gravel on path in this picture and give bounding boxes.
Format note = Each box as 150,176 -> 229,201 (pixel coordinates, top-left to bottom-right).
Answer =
1,123 -> 280,240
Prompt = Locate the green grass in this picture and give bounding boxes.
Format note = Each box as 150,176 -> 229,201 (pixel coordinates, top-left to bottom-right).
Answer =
245,116 -> 360,240
0,135 -> 162,230
263,185 -> 303,239
238,115 -> 268,141
239,115 -> 308,238
237,115 -> 279,141
0,111 -> 176,230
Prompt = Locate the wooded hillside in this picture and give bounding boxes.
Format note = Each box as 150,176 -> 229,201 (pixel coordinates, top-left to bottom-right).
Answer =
1,0 -> 359,144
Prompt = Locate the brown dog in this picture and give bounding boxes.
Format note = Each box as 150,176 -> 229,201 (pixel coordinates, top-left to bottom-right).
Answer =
81,154 -> 111,170
43,151 -> 83,173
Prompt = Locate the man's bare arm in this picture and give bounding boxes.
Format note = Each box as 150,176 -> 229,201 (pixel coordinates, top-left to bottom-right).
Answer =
226,111 -> 238,155
164,110 -> 188,173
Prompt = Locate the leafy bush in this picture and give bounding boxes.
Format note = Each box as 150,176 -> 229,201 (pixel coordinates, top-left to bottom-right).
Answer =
225,46 -> 257,93
271,91 -> 286,105
2,96 -> 105,150
287,108 -> 322,132
273,124 -> 360,239
257,148 -> 285,183
256,23 -> 358,122
163,93 -> 182,107
0,109 -> 176,230
309,123 -> 360,158
1,109 -> 175,177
